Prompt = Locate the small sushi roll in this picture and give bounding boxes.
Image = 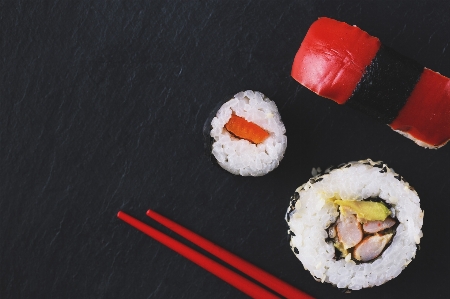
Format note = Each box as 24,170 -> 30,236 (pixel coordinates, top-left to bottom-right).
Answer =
286,159 -> 424,290
209,90 -> 287,176
291,17 -> 450,148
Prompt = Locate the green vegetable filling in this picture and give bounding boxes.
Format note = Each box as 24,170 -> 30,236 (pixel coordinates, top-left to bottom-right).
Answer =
334,199 -> 391,221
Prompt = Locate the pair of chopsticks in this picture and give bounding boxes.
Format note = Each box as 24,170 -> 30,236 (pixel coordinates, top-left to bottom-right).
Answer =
117,210 -> 314,299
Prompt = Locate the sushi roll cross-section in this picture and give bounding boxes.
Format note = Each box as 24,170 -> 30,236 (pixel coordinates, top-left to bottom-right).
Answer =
286,159 -> 423,290
292,17 -> 450,148
209,90 -> 287,176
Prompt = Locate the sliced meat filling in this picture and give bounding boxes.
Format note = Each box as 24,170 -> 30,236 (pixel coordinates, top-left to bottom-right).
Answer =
363,217 -> 396,233
353,234 -> 393,262
336,212 -> 363,249
330,198 -> 398,263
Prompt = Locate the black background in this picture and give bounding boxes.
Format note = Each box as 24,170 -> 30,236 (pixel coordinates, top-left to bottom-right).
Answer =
1,1 -> 449,298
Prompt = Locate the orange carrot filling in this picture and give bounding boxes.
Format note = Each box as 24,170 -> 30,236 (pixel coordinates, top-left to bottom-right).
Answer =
224,114 -> 269,144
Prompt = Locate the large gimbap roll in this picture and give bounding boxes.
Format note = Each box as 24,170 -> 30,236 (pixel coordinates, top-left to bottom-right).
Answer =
209,90 -> 287,176
286,159 -> 423,290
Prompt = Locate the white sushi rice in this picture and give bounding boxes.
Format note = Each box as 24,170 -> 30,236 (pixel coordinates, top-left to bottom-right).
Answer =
210,90 -> 287,176
286,159 -> 424,290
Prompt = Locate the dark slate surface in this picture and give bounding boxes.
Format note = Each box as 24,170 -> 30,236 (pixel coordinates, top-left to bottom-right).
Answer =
1,1 -> 449,298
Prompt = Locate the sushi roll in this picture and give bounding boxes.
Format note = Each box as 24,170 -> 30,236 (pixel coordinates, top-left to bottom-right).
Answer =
209,90 -> 287,176
291,17 -> 450,149
286,159 -> 424,290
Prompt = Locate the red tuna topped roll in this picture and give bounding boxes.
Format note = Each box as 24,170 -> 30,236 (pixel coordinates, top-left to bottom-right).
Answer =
292,17 -> 450,149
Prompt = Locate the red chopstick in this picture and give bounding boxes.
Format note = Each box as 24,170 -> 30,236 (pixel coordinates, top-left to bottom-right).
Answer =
146,209 -> 313,299
117,211 -> 280,299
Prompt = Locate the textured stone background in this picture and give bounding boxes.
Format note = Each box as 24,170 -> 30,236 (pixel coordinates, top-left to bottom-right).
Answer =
1,0 -> 449,298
